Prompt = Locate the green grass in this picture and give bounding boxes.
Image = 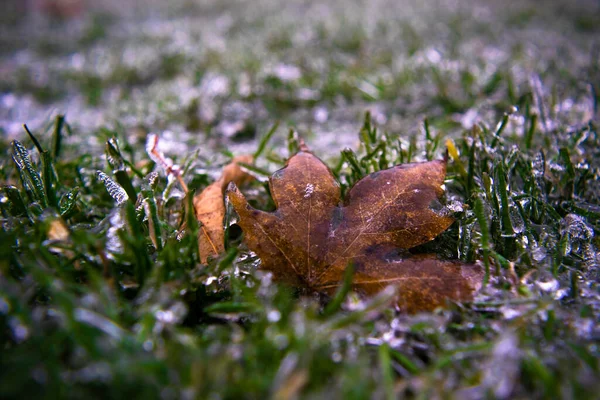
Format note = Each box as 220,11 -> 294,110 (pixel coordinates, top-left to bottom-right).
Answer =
2,110 -> 598,399
1,0 -> 600,398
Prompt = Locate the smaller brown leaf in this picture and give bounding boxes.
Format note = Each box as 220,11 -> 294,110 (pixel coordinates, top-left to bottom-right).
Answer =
47,217 -> 77,265
194,155 -> 254,263
48,218 -> 70,242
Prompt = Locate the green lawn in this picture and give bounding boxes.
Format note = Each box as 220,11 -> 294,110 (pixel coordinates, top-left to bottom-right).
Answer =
1,0 -> 599,398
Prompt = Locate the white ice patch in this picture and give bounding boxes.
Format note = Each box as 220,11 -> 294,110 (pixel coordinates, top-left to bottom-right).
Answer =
536,279 -> 559,292
272,63 -> 301,82
304,183 -> 315,198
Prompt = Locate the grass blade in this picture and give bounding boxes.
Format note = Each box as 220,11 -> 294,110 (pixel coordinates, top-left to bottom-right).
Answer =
97,171 -> 129,205
254,122 -> 279,159
23,125 -> 58,207
378,343 -> 395,400
2,186 -> 29,217
474,197 -> 491,283
141,177 -> 162,252
495,163 -> 514,237
59,187 -> 79,218
11,140 -> 48,208
341,148 -> 365,182
52,115 -> 65,160
323,262 -> 355,316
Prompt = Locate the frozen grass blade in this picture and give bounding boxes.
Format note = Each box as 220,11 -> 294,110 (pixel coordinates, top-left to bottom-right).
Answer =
11,140 -> 48,208
52,115 -> 64,160
58,187 -> 79,218
558,148 -> 575,199
490,113 -> 509,148
2,186 -> 29,218
474,197 -> 491,283
495,162 -> 515,238
141,177 -> 162,252
97,171 -> 129,205
24,124 -> 58,208
106,138 -> 137,201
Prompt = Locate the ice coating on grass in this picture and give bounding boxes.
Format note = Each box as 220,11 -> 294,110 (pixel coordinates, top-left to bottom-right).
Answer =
97,171 -> 128,205
74,308 -> 124,339
105,209 -> 125,256
509,207 -> 525,235
560,214 -> 594,241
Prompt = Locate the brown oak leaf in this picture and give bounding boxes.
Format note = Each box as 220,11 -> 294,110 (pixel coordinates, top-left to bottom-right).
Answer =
227,144 -> 483,313
194,155 -> 254,263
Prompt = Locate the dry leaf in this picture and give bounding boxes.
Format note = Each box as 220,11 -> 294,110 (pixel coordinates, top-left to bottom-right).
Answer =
47,217 -> 76,264
48,218 -> 70,242
227,144 -> 483,313
194,155 -> 254,263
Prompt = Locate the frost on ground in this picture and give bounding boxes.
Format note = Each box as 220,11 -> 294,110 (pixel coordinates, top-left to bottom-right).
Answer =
1,0 -> 599,398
